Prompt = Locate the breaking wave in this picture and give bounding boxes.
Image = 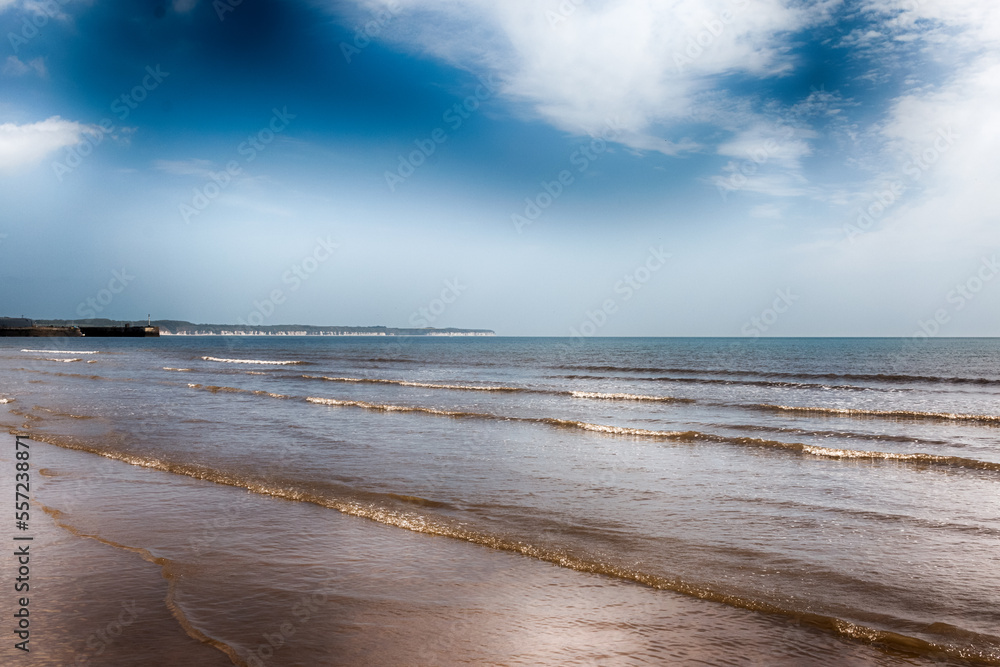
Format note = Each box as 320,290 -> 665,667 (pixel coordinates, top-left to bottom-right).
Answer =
301,375 -> 524,392
570,391 -> 693,403
555,365 -> 1000,387
201,356 -> 304,366
753,404 -> 1000,425
298,393 -> 1000,473
300,375 -> 690,403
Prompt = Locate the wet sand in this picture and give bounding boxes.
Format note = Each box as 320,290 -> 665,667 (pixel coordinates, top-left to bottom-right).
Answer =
1,435 -> 951,666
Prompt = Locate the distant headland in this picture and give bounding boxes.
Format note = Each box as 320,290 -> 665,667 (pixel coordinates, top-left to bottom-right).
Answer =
4,318 -> 495,337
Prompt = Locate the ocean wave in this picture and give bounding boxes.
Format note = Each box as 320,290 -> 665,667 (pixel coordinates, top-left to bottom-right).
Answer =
183,385 -> 1000,473
22,349 -> 99,354
201,356 -> 303,365
163,367 -> 192,372
301,375 -> 523,392
556,365 -> 1000,387
303,394 -> 1000,473
799,445 -> 1000,471
187,383 -> 290,399
33,357 -> 83,363
557,374 -> 884,393
542,418 -> 691,438
754,404 -> 1000,425
301,375 -> 696,402
0,398 -> 12,404
20,430 -> 1000,665
305,396 -> 472,417
35,406 -> 96,420
701,422 -> 959,448
306,396 -> 690,433
570,391 -> 693,403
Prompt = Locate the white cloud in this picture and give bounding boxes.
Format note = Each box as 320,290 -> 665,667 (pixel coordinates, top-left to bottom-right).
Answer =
0,116 -> 99,169
870,57 -> 1000,247
822,1 -> 1000,277
19,0 -> 71,21
866,0 -> 1000,51
717,124 -> 814,170
2,55 -> 46,77
334,0 -> 828,152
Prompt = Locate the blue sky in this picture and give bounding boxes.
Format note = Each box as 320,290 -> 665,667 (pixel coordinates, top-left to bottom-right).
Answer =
0,0 -> 998,336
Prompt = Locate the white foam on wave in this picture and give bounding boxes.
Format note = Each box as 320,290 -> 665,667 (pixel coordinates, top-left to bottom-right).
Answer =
306,375 -> 519,392
163,367 -> 192,372
22,349 -> 98,354
570,391 -> 683,402
42,358 -> 83,363
305,396 -> 458,416
803,445 -> 916,460
306,396 -> 691,439
549,419 -> 687,438
201,356 -> 302,366
760,403 -> 1000,423
0,398 -> 12,404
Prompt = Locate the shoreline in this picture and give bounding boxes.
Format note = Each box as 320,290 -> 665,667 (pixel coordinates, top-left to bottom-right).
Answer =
1,431 -> 969,666
0,438 -> 228,665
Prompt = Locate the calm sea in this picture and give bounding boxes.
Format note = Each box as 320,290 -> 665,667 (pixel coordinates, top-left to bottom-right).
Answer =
1,336 -> 998,665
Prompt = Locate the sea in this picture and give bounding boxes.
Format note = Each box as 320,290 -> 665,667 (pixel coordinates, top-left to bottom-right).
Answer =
0,336 -> 998,666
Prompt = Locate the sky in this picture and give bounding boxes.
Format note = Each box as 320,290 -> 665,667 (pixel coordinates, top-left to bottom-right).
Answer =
0,0 -> 998,336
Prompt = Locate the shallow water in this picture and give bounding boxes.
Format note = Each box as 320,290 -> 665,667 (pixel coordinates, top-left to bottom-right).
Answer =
1,337 -> 998,665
